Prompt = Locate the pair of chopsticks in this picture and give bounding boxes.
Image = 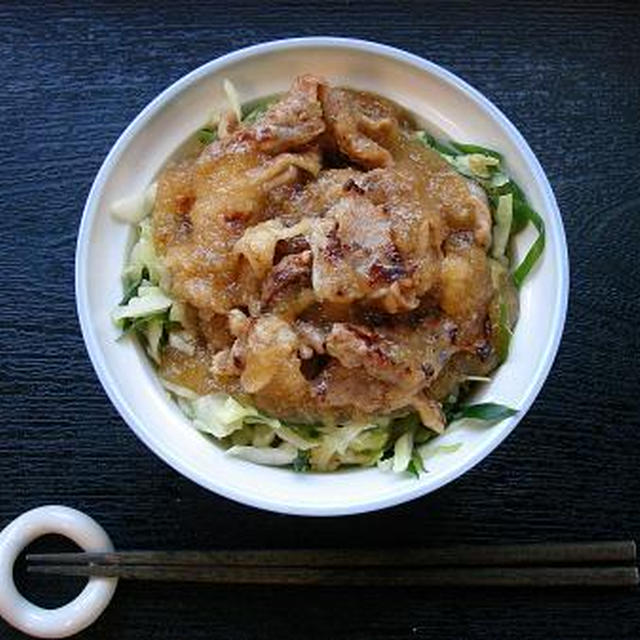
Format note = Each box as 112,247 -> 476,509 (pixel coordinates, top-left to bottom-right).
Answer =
27,541 -> 639,587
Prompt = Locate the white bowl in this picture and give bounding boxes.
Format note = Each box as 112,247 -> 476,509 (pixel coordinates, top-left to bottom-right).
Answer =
76,37 -> 569,516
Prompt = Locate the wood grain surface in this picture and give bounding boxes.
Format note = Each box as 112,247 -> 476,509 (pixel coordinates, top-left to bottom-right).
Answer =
1,1 -> 639,638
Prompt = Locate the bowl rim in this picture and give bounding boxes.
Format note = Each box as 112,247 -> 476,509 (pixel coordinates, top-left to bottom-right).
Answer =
76,36 -> 569,516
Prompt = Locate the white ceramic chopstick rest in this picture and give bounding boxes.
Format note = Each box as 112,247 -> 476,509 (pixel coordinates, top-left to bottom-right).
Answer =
0,505 -> 118,638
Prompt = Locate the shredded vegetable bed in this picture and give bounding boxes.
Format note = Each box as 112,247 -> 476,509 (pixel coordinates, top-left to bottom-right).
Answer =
111,76 -> 544,476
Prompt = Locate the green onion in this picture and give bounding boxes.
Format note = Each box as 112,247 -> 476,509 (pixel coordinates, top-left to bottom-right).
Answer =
488,259 -> 513,364
119,308 -> 181,363
488,179 -> 545,286
511,200 -> 546,288
120,266 -> 149,305
505,178 -> 527,205
284,423 -> 321,440
121,308 -> 167,336
452,402 -> 517,422
119,315 -> 151,336
415,131 -> 459,156
158,318 -> 182,349
450,141 -> 503,161
495,300 -> 512,364
198,128 -> 217,145
390,412 -> 435,444
406,450 -> 425,478
442,394 -> 461,424
196,96 -> 277,146
487,181 -> 527,232
413,427 -> 437,445
431,442 -> 463,454
292,449 -> 311,472
241,96 -> 279,125
392,412 -> 421,433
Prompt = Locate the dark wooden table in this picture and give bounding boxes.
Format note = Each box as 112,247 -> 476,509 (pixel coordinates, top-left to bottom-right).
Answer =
2,1 -> 639,638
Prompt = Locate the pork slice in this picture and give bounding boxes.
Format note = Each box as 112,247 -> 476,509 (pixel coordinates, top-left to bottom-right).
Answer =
234,218 -> 311,279
164,78 -> 326,315
312,362 -> 419,417
320,86 -> 399,169
248,148 -> 322,190
281,168 -> 364,223
295,320 -> 327,355
427,168 -> 494,250
411,395 -> 446,433
308,193 -> 417,310
325,323 -> 426,390
260,250 -> 313,309
308,216 -> 365,304
240,315 -> 300,393
440,236 -> 493,339
252,75 -> 326,153
153,159 -> 195,254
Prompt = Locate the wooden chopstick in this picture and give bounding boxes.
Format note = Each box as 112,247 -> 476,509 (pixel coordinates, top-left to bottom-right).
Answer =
26,541 -> 637,569
26,541 -> 638,587
27,564 -> 639,587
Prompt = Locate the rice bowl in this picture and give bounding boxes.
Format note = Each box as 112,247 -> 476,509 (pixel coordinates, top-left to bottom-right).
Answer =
76,37 -> 568,516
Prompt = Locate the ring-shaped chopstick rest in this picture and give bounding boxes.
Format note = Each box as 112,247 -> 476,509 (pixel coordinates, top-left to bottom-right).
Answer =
0,506 -> 118,638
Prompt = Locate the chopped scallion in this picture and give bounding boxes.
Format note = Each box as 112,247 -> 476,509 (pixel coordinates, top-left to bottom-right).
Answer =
407,450 -> 425,478
452,402 -> 517,422
451,141 -> 503,161
241,96 -> 279,124
198,128 -> 217,145
511,200 -> 546,288
292,449 -> 311,472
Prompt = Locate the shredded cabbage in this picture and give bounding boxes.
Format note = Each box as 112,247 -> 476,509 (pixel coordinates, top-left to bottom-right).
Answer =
223,78 -> 242,123
440,153 -> 499,180
176,397 -> 195,419
160,380 -> 395,472
491,194 -> 513,260
144,318 -> 164,364
392,431 -> 414,473
123,218 -> 165,286
160,378 -> 199,400
489,171 -> 510,188
168,301 -> 187,324
274,425 -> 318,451
418,441 -> 463,458
112,285 -> 172,324
466,153 -> 501,178
190,394 -> 258,439
312,423 -> 380,470
227,443 -> 298,466
252,423 -> 277,447
168,331 -> 196,356
111,182 -> 157,224
230,425 -> 254,446
348,426 -> 390,453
